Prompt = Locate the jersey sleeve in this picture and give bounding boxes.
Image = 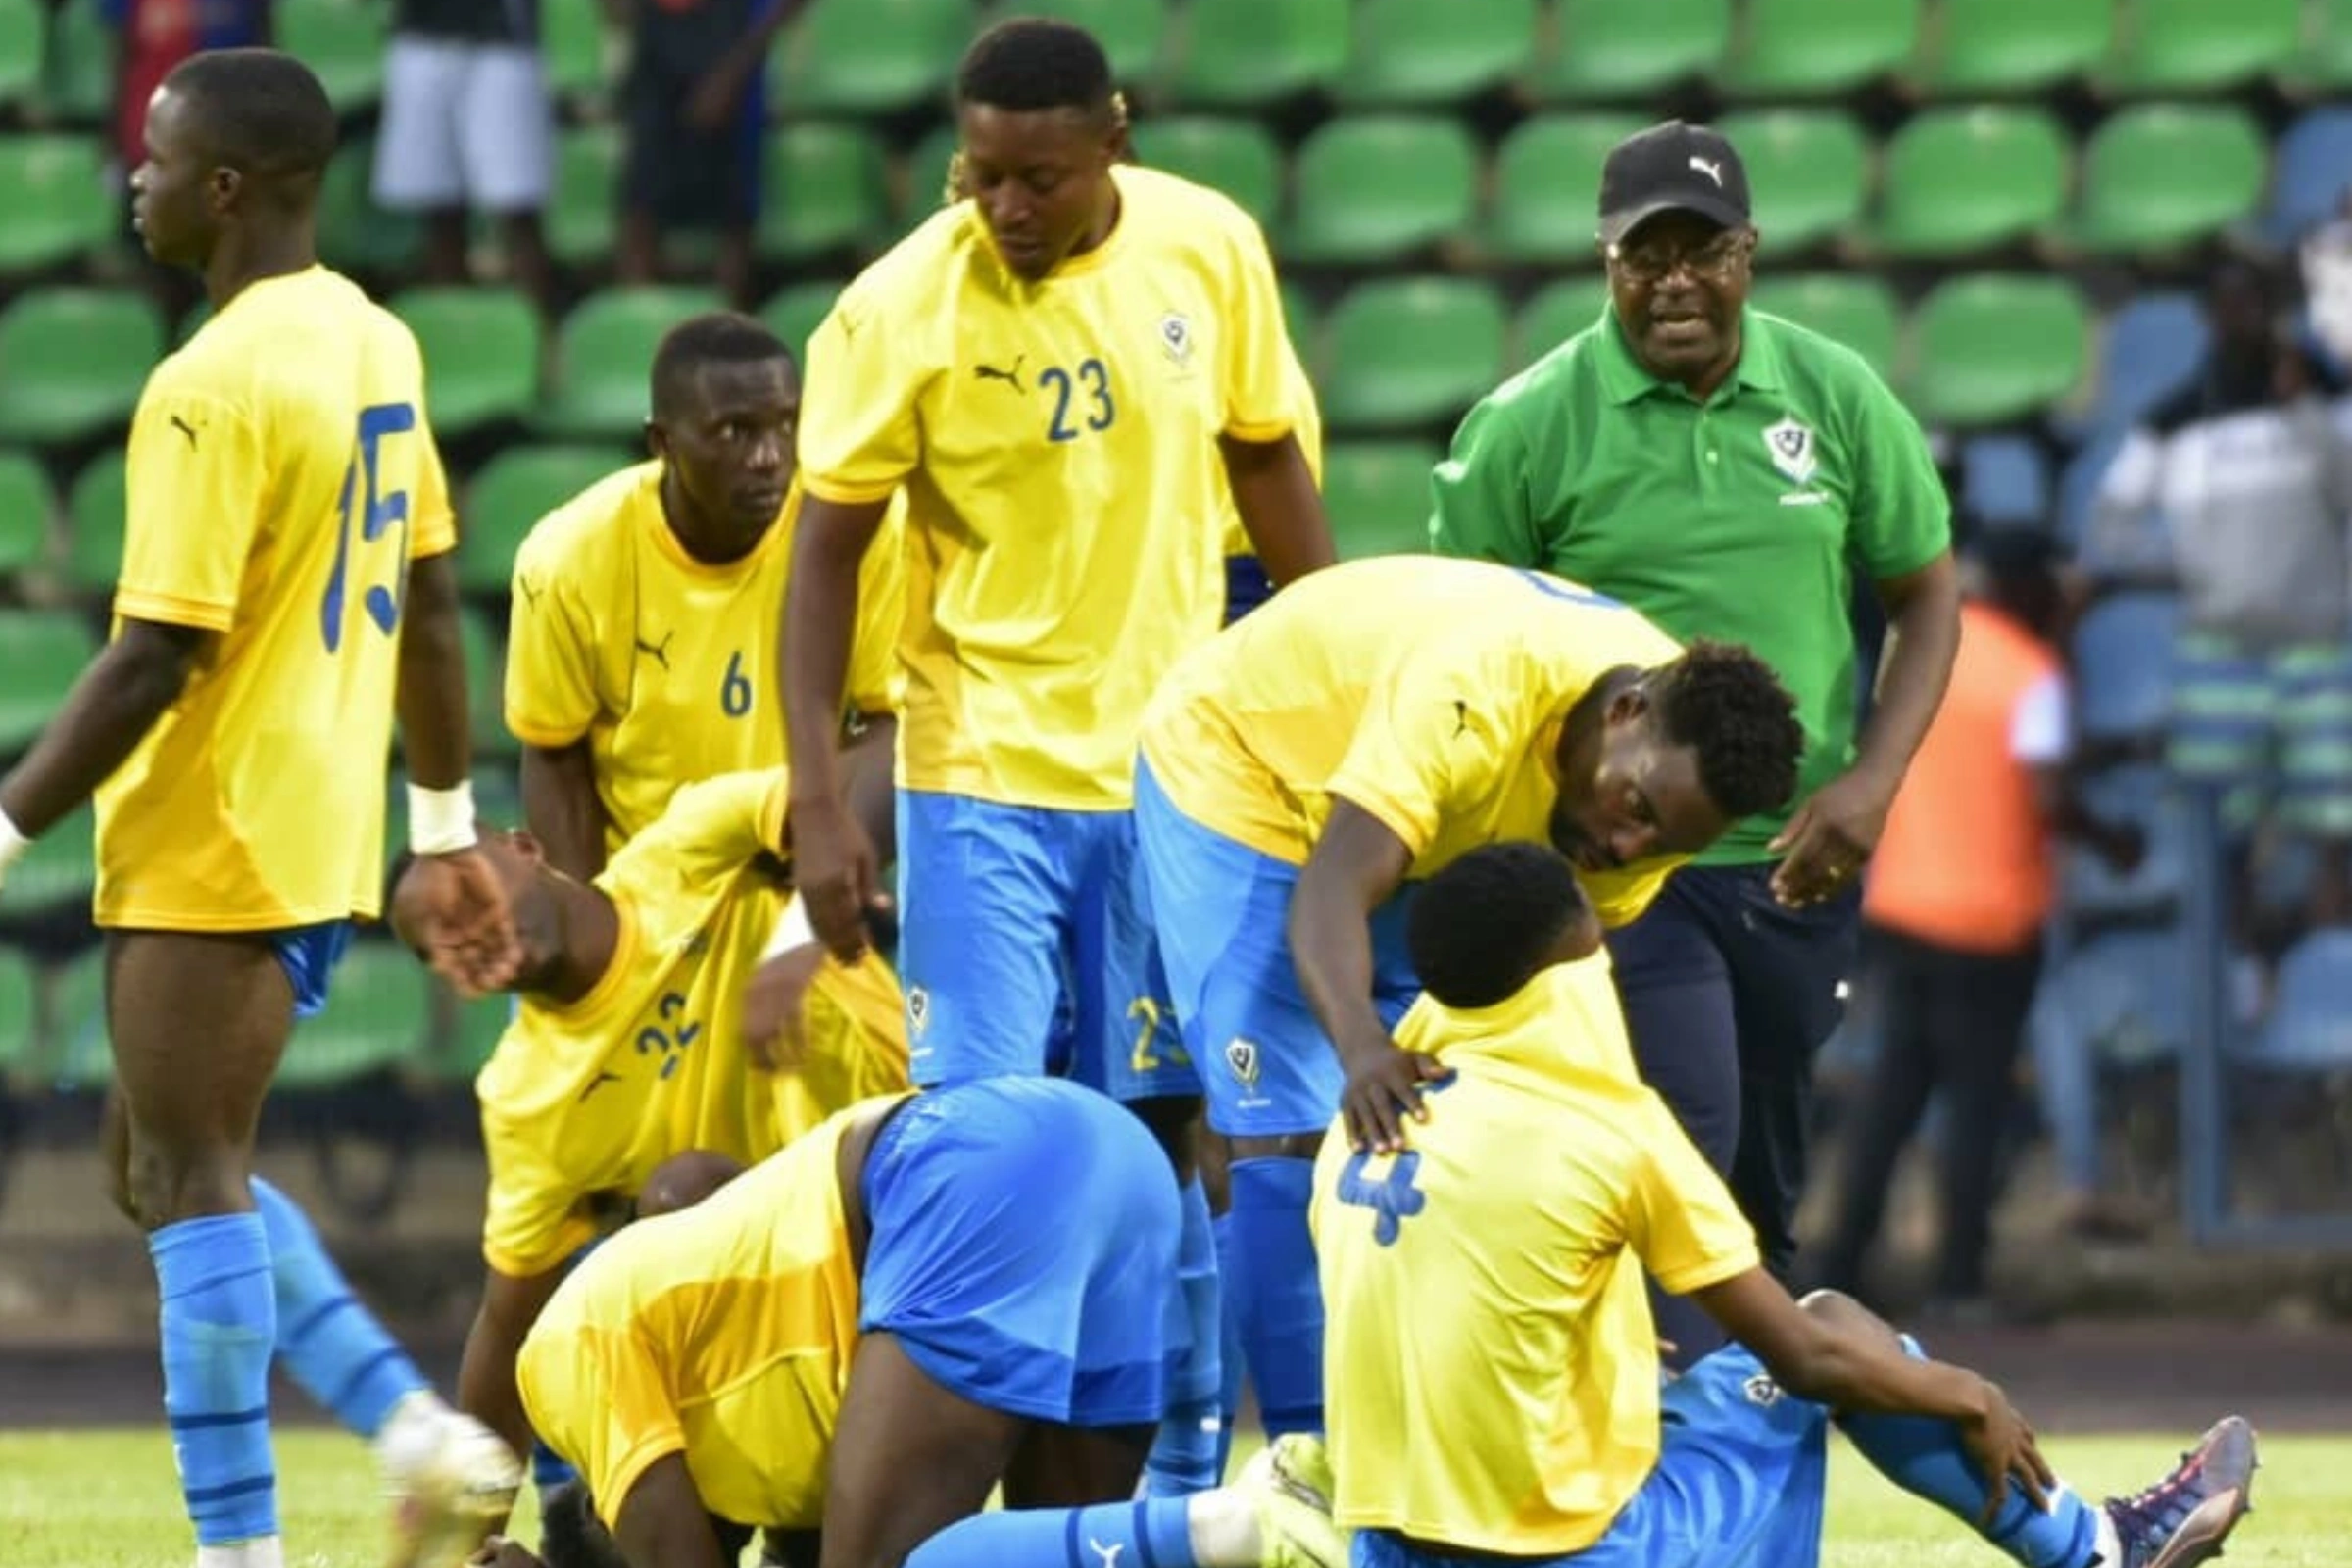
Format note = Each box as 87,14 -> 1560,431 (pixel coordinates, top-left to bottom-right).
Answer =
478,1102 -> 601,1278
1579,859 -> 1685,931
798,287 -> 923,505
530,1323 -> 688,1537
844,493 -> 907,717
1214,210 -> 1297,444
504,529 -> 604,750
1844,368 -> 1952,580
1324,638 -> 1525,860
1430,395 -> 1546,567
1623,1102 -> 1761,1296
113,386 -> 265,632
406,415 -> 458,560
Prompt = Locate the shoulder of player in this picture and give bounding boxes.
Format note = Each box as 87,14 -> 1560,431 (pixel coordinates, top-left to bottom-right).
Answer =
514,462 -> 663,579
832,204 -> 982,327
1116,164 -> 1263,253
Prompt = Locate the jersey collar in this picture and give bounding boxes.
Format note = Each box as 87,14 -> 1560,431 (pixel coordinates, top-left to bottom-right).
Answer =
1596,305 -> 1786,407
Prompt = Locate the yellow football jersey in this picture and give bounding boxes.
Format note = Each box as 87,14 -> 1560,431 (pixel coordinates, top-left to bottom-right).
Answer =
799,164 -> 1298,810
1312,957 -> 1759,1555
517,1095 -> 907,1532
503,462 -> 906,855
475,768 -> 908,1277
1140,556 -> 1689,926
94,267 -> 456,930
1219,335 -> 1323,558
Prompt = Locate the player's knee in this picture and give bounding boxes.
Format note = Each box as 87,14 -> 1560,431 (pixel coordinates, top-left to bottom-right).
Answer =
120,1139 -> 243,1231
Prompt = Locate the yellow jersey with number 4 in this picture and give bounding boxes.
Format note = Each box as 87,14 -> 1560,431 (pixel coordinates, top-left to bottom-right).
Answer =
799,164 -> 1298,810
94,266 -> 456,930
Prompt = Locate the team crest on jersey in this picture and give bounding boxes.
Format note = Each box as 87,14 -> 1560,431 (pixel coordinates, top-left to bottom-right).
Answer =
1159,311 -> 1195,366
1743,1373 -> 1784,1407
907,986 -> 930,1038
1763,416 -> 1818,485
1223,1037 -> 1260,1091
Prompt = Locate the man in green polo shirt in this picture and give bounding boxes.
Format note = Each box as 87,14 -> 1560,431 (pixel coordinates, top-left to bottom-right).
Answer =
1428,120 -> 1961,1367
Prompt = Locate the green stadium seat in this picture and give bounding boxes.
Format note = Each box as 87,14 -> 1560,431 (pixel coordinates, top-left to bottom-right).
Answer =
1486,114 -> 1647,263
275,941 -> 431,1086
1712,110 -> 1868,254
1513,277 -> 1613,369
1284,116 -> 1480,265
1319,277 -> 1507,432
1861,105 -> 2070,258
548,125 -> 623,268
1906,275 -> 2091,427
544,0 -> 613,100
0,136 -> 113,276
997,0 -> 1169,82
276,0 -> 386,112
461,445 -> 633,595
2096,0 -> 2300,94
537,287 -> 723,440
65,451 -> 124,596
1908,0 -> 2111,95
1169,0 -> 1350,107
39,1 -> 114,122
0,806 -> 94,925
0,289 -> 161,445
44,947 -> 110,1090
1336,0 -> 1537,106
1129,116 -> 1284,227
760,279 -> 847,362
900,122 -> 963,227
318,136 -> 422,275
759,122 -> 888,261
459,604 -> 514,758
1280,278 -> 1321,346
0,947 -> 35,1079
0,6 -> 39,111
0,453 -> 53,581
1324,441 -> 1440,560
2278,0 -> 2352,95
771,0 -> 970,115
1531,0 -> 1732,101
2058,103 -> 2268,255
1752,273 -> 1902,384
393,288 -> 542,437
1719,0 -> 1922,97
0,610 -> 98,754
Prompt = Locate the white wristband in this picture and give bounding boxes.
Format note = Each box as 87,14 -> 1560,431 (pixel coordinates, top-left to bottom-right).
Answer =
407,780 -> 478,856
0,805 -> 28,875
765,894 -> 817,958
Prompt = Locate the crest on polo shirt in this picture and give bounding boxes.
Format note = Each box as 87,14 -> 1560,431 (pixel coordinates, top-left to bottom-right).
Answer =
1763,416 -> 1818,485
1159,311 -> 1195,366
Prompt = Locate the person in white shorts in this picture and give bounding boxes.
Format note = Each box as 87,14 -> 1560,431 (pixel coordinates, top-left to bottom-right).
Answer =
374,0 -> 556,314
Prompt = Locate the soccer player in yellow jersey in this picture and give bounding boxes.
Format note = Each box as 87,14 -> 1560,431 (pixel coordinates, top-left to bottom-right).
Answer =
485,1079 -> 1342,1568
0,51 -> 521,1568
1133,554 -> 1803,1443
503,311 -> 907,1140
783,17 -> 1334,1496
1316,843 -> 2258,1568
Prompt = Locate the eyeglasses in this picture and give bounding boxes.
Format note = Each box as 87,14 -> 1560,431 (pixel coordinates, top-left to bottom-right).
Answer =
1606,232 -> 1753,285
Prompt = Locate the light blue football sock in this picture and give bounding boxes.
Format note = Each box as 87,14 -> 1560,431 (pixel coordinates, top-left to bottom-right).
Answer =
906,1497 -> 1197,1568
251,1177 -> 428,1440
1838,1336 -> 2101,1568
1146,1177 -> 1225,1495
152,1211 -> 279,1546
1212,1209 -> 1248,1478
1225,1157 -> 1323,1439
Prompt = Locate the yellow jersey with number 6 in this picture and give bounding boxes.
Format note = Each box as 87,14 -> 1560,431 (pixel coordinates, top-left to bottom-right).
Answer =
95,266 -> 456,931
799,164 -> 1299,810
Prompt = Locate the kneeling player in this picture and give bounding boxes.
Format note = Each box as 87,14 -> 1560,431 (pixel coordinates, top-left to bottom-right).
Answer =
1315,843 -> 2257,1568
496,1077 -> 1343,1568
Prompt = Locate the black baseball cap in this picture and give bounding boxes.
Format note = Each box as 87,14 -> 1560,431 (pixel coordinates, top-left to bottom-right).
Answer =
1597,121 -> 1753,247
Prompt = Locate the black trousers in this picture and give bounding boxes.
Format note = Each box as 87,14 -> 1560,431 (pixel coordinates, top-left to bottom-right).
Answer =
1817,924 -> 2044,1301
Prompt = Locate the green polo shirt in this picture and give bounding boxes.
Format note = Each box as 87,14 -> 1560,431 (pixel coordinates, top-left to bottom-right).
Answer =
1429,305 -> 1950,865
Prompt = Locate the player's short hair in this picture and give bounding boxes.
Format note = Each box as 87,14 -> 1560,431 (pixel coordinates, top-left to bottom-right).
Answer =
650,312 -> 794,419
1408,842 -> 1591,1009
538,1483 -> 629,1568
164,49 -> 337,195
956,17 -> 1116,119
1645,639 -> 1804,823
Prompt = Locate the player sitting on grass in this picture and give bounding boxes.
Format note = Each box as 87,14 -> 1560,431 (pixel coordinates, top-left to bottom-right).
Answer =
1315,841 -> 2258,1568
463,1078 -> 1344,1568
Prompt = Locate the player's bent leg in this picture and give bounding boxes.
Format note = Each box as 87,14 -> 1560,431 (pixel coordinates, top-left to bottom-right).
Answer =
816,1332 -> 1030,1568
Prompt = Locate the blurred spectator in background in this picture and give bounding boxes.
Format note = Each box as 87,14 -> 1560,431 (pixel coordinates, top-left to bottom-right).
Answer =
614,0 -> 805,310
373,0 -> 558,317
2088,258 -> 2352,934
1816,529 -> 2143,1321
2304,189 -> 2352,374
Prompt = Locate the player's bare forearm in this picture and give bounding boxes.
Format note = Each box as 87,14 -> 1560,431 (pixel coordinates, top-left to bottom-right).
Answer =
782,497 -> 890,806
1851,551 -> 1961,793
521,742 -> 611,880
614,1455 -> 735,1568
458,1265 -> 565,1471
840,714 -> 899,866
1693,1270 -> 1991,1424
397,552 -> 474,793
0,618 -> 200,836
1290,802 -> 1414,1061
1223,433 -> 1337,587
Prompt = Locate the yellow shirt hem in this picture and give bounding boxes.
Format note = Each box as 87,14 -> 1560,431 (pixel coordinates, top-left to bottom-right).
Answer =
483,1213 -> 600,1281
92,900 -> 365,932
112,588 -> 234,633
1652,1247 -> 1761,1296
1224,416 -> 1295,446
507,713 -> 590,750
801,473 -> 903,507
1333,1508 -> 1611,1559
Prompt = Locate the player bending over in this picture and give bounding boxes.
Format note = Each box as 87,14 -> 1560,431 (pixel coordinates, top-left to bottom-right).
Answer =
1133,554 -> 1803,1440
1315,841 -> 2257,1568
0,48 -> 519,1568
470,1078 -> 1342,1568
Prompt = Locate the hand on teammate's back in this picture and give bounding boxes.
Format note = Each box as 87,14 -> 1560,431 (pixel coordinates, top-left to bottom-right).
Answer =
402,847 -> 523,996
792,793 -> 880,963
1767,767 -> 1894,907
742,943 -> 827,1070
1339,1037 -> 1450,1154
1957,1377 -> 2058,1525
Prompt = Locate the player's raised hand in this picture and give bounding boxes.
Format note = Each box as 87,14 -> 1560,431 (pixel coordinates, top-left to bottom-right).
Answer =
1768,766 -> 1894,907
405,848 -> 523,997
792,792 -> 880,964
1339,1037 -> 1449,1154
742,942 -> 826,1071
1961,1378 -> 2057,1524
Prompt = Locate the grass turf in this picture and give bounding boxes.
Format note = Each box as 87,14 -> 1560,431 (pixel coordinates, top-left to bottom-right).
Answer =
0,1429 -> 2337,1566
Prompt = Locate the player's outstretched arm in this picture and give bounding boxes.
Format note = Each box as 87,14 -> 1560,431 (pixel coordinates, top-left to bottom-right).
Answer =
521,740 -> 612,881
0,618 -> 202,879
1291,801 -> 1446,1154
613,1455 -> 734,1568
458,1264 -> 568,1488
1222,432 -> 1336,587
781,495 -> 893,963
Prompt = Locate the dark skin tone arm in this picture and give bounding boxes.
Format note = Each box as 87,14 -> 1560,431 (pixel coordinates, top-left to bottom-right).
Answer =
1221,433 -> 1336,587
1771,552 -> 1962,907
521,741 -> 612,881
614,1455 -> 733,1568
0,618 -> 202,835
457,1265 -> 569,1488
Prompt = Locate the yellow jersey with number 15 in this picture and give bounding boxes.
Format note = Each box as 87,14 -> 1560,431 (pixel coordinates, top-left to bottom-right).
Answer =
94,266 -> 456,931
800,164 -> 1298,810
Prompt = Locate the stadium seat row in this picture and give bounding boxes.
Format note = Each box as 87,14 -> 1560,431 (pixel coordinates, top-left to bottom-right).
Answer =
13,0 -> 2352,124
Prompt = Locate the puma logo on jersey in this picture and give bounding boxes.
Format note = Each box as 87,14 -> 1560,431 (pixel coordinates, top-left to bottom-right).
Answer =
577,1070 -> 621,1103
169,414 -> 200,449
1452,700 -> 1471,738
514,574 -> 544,609
973,355 -> 1027,392
634,631 -> 673,669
